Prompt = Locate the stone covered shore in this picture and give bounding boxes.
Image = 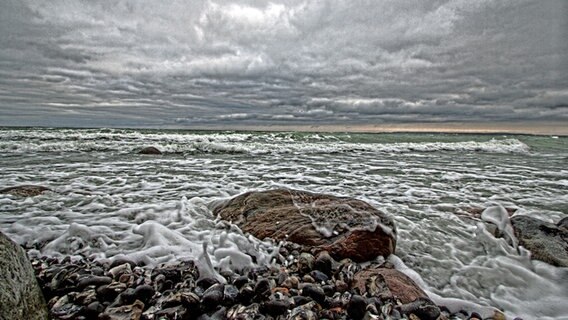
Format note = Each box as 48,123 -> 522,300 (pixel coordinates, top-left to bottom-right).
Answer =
30,243 -> 499,320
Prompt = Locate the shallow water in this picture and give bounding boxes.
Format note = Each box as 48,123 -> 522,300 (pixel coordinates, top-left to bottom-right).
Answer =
0,127 -> 567,319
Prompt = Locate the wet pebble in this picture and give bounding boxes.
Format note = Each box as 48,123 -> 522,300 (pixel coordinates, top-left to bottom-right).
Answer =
254,278 -> 272,301
301,284 -> 326,305
132,284 -> 154,304
347,294 -> 367,320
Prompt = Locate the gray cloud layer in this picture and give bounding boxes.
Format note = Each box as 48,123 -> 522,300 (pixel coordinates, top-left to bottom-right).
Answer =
0,0 -> 566,127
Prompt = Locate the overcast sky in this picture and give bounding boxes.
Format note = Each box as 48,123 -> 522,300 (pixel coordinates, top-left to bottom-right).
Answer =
0,0 -> 566,128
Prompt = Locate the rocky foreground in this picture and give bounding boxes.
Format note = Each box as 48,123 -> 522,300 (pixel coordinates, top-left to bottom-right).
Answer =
4,186 -> 566,319
30,243 -> 500,320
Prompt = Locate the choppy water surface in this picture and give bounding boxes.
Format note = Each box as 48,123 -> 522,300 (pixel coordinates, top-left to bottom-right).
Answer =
1,128 -> 567,319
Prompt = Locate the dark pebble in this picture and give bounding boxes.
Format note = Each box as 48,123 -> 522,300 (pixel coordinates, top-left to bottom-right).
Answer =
77,275 -> 112,290
223,285 -> 239,306
314,251 -> 333,276
156,306 -> 189,319
261,299 -> 290,316
292,295 -> 312,307
277,271 -> 288,286
322,284 -> 335,297
233,275 -> 249,289
301,284 -> 326,305
238,285 -> 255,305
399,297 -> 441,320
117,288 -> 137,305
84,301 -> 104,318
90,267 -> 105,277
298,252 -> 315,274
109,258 -> 137,269
138,146 -> 162,155
133,284 -> 155,303
96,284 -> 122,302
347,295 -> 367,320
197,277 -> 219,290
202,284 -> 224,311
254,278 -> 272,301
310,270 -> 329,283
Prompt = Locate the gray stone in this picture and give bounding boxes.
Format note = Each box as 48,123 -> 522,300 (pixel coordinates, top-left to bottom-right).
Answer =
0,231 -> 49,320
511,215 -> 568,267
138,146 -> 162,155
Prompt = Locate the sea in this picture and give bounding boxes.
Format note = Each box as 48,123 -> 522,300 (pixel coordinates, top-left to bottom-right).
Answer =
0,127 -> 566,319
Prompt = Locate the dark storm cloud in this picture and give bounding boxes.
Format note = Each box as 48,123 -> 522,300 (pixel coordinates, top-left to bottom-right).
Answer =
0,0 -> 566,127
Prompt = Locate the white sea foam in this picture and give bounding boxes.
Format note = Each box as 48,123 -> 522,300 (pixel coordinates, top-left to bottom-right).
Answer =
0,128 -> 530,155
1,128 -> 566,319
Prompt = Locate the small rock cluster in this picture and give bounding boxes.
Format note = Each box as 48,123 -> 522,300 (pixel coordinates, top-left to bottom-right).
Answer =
30,243 -> 500,320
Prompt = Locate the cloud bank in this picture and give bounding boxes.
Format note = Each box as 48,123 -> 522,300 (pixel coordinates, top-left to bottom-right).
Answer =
0,0 -> 566,127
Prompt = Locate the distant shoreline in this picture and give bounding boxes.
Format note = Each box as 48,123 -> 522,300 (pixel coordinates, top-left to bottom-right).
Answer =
1,121 -> 567,136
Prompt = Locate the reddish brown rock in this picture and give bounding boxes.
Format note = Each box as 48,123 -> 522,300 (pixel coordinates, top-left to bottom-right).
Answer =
351,267 -> 427,304
213,189 -> 396,262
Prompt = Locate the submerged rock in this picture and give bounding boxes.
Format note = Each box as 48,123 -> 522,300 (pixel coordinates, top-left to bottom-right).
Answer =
0,185 -> 51,197
0,231 -> 49,320
511,215 -> 568,267
138,146 -> 162,155
351,267 -> 428,304
214,189 -> 397,262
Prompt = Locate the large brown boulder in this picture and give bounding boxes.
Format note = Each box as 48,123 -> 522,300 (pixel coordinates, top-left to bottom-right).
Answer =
213,189 -> 396,262
351,267 -> 428,304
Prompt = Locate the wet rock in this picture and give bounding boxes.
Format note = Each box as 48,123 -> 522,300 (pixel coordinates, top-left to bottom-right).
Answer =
223,284 -> 239,306
558,216 -> 568,231
108,263 -> 132,280
117,288 -> 137,305
292,295 -> 312,307
289,301 -> 319,320
302,274 -> 315,283
254,278 -> 272,301
347,295 -> 367,320
238,284 -> 255,305
0,185 -> 51,197
138,146 -> 162,155
261,299 -> 291,316
133,284 -> 155,304
301,284 -> 326,305
232,276 -> 249,289
202,284 -> 224,311
0,231 -> 49,320
214,189 -> 397,262
511,215 -> 568,267
99,299 -> 144,320
226,303 -> 262,320
310,270 -> 329,283
73,288 -> 98,306
84,301 -> 104,318
282,275 -> 300,289
109,258 -> 137,270
351,267 -> 428,304
398,297 -> 441,320
97,282 -> 127,302
334,280 -> 348,293
197,277 -> 220,290
77,275 -> 112,289
155,305 -> 189,319
298,252 -> 315,274
314,251 -> 334,276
